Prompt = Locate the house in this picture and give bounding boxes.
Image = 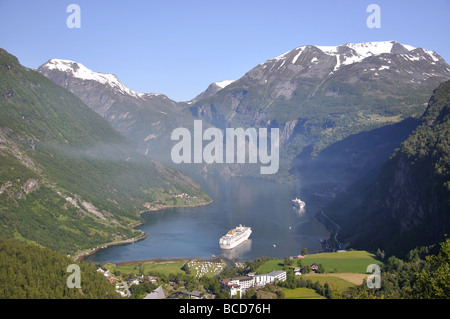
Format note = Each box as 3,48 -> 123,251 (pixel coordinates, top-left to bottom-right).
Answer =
144,285 -> 166,299
220,280 -> 241,297
220,276 -> 253,297
128,278 -> 140,286
96,267 -> 106,273
311,263 -> 319,272
179,289 -> 203,299
294,267 -> 302,276
96,267 -> 109,276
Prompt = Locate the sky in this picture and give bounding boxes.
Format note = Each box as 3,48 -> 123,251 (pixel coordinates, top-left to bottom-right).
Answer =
1,0 -> 449,102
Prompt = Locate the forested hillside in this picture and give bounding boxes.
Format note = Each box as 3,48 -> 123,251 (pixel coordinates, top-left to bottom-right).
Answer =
0,237 -> 119,298
0,48 -> 210,255
328,80 -> 450,256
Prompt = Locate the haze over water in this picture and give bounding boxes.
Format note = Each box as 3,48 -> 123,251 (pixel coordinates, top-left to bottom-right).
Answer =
87,174 -> 329,263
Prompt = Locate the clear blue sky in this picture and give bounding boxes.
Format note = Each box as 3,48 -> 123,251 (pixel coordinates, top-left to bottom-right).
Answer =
1,0 -> 449,101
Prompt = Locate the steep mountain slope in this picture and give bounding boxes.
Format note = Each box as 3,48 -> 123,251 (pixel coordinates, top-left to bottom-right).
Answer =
327,80 -> 450,256
0,237 -> 120,298
291,117 -> 420,197
0,48 -> 210,255
37,59 -> 189,162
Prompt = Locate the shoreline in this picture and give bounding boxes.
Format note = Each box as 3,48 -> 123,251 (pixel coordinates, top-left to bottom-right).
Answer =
115,256 -> 225,266
73,199 -> 213,262
73,232 -> 148,262
315,210 -> 349,252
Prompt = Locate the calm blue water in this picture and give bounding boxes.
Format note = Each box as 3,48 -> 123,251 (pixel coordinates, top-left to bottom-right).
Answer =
86,174 -> 329,263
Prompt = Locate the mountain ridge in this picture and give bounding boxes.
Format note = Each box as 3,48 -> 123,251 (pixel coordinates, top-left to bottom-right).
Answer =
37,40 -> 450,181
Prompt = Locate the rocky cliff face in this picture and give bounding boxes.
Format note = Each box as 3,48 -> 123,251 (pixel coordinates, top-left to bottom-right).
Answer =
335,80 -> 450,255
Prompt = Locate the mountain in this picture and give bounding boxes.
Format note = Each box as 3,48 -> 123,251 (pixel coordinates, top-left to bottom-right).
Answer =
326,80 -> 450,257
190,41 -> 449,123
189,80 -> 235,103
189,41 -> 450,180
38,41 -> 450,182
189,40 -> 449,141
37,59 -> 187,162
0,48 -> 210,255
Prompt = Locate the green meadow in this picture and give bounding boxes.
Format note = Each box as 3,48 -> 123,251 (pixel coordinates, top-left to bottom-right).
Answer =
106,259 -> 189,276
302,250 -> 382,273
282,287 -> 326,299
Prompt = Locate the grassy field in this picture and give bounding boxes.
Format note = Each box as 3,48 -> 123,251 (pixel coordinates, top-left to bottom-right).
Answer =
282,287 -> 326,299
110,259 -> 189,275
302,250 -> 382,274
301,273 -> 366,291
256,259 -> 285,273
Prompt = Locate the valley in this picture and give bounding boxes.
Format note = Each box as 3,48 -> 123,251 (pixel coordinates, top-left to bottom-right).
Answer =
1,38 -> 450,301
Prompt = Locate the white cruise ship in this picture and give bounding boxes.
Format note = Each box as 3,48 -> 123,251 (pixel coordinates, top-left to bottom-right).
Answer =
292,197 -> 306,208
219,225 -> 252,250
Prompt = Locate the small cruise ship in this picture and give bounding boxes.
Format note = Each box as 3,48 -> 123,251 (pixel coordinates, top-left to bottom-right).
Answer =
292,197 -> 306,208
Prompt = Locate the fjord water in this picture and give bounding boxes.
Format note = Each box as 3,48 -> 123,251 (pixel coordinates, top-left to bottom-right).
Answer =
87,174 -> 329,263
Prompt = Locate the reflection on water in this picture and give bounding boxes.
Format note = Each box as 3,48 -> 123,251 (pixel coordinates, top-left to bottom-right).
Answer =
292,206 -> 306,215
87,174 -> 329,263
220,239 -> 252,260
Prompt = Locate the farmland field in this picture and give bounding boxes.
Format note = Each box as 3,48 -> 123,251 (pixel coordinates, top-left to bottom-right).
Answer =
302,250 -> 381,273
111,259 -> 189,275
302,273 -> 367,291
256,259 -> 285,273
282,287 -> 326,299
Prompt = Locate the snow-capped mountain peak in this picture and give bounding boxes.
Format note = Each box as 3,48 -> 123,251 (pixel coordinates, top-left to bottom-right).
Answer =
41,59 -> 152,98
263,41 -> 445,74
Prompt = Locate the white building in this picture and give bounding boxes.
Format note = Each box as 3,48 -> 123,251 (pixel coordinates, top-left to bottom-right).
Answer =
252,270 -> 286,287
220,271 -> 287,298
267,270 -> 287,283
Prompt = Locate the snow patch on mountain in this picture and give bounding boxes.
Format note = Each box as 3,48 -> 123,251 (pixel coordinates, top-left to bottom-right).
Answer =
214,80 -> 235,89
423,49 -> 440,62
291,47 -> 306,64
346,41 -> 408,57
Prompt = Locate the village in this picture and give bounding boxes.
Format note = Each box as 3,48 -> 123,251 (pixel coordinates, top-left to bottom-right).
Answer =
95,254 -> 330,299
